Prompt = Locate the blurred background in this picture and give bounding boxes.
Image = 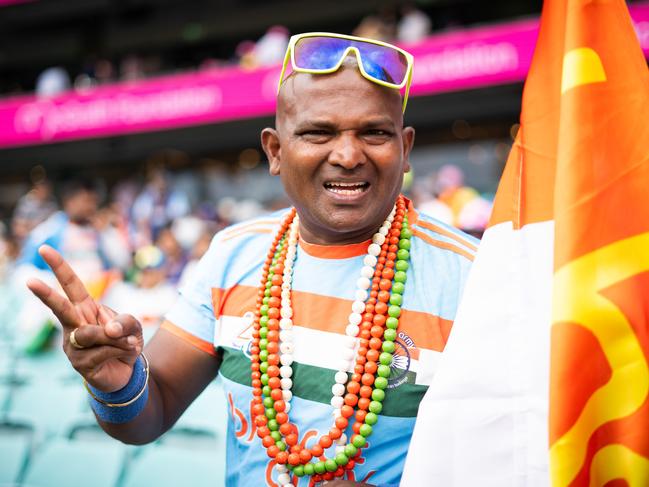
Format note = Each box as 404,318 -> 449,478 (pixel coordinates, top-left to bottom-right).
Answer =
0,0 -> 648,486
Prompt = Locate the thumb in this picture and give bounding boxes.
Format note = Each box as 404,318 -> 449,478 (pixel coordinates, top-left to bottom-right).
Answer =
105,314 -> 143,342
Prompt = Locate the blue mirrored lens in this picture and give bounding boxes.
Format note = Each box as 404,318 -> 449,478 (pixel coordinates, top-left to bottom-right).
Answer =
294,37 -> 350,70
355,41 -> 408,84
294,36 -> 409,86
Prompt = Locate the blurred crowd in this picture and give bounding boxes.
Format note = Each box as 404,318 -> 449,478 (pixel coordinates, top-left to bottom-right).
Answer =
409,164 -> 494,239
5,5 -> 433,98
0,165 -> 273,353
0,159 -> 491,355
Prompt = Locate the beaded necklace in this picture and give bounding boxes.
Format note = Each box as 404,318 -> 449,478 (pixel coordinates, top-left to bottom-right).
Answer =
250,196 -> 412,486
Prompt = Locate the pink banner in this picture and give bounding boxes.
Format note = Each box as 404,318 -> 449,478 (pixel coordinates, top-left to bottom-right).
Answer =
407,18 -> 536,97
2,2 -> 649,148
0,65 -> 280,148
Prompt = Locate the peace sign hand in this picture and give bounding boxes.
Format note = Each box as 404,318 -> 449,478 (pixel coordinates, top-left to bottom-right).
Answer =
26,245 -> 144,393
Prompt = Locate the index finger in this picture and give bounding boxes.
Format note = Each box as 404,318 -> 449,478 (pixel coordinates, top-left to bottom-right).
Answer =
38,245 -> 92,305
26,277 -> 80,330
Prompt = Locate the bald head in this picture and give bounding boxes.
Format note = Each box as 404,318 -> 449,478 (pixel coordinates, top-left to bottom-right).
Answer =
276,57 -> 403,132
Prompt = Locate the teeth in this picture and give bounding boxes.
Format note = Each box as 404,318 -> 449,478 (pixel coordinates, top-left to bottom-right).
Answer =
328,187 -> 363,194
324,181 -> 368,195
328,182 -> 363,187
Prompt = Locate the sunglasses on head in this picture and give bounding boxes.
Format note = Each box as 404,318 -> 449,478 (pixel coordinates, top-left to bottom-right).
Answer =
277,32 -> 414,112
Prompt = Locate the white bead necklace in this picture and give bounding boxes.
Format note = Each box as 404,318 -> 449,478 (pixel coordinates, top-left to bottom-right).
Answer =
273,206 -> 396,486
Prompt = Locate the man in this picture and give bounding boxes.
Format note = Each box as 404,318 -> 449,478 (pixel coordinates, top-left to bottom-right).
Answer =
19,178 -> 107,283
16,178 -> 114,351
27,33 -> 477,486
102,245 -> 177,331
11,176 -> 58,244
131,166 -> 191,244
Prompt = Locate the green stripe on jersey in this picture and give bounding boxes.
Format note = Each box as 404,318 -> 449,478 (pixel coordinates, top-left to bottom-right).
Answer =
218,346 -> 427,418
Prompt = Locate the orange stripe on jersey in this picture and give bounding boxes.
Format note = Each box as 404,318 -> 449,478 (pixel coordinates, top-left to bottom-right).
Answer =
212,285 -> 454,353
161,320 -> 218,356
412,228 -> 475,262
414,219 -> 478,252
439,316 -> 453,344
298,237 -> 372,259
222,218 -> 282,236
221,227 -> 274,242
212,285 -> 258,319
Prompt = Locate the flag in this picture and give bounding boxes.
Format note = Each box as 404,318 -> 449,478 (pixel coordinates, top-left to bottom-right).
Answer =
401,0 -> 649,485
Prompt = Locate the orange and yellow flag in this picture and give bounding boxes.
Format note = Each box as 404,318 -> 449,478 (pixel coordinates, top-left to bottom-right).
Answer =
547,0 -> 649,485
402,0 -> 649,485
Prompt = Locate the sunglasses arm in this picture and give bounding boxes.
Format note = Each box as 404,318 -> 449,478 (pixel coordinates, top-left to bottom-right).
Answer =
276,48 -> 293,95
402,67 -> 413,113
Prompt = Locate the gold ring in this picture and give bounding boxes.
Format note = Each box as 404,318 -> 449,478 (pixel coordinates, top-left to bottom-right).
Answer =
69,329 -> 85,350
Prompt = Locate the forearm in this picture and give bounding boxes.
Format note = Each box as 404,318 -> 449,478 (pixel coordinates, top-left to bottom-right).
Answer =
93,328 -> 221,444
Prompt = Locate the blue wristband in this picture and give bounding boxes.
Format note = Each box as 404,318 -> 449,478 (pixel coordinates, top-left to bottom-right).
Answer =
86,355 -> 149,424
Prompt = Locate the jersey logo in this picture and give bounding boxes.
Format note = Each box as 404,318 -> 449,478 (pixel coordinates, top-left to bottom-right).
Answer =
387,331 -> 418,389
234,311 -> 255,358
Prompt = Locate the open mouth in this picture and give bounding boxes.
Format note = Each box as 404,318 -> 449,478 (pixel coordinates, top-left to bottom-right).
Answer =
323,181 -> 370,196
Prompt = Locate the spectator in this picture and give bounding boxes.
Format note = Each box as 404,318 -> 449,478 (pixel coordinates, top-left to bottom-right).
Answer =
171,215 -> 207,252
94,203 -> 131,272
397,4 -> 432,43
131,167 -> 191,244
18,178 -> 109,286
155,226 -> 187,284
354,11 -> 396,42
102,245 -> 177,338
236,40 -> 258,69
120,54 -> 146,81
11,176 -> 58,244
253,26 -> 290,66
177,225 -> 215,289
14,178 -> 112,351
35,66 -> 70,97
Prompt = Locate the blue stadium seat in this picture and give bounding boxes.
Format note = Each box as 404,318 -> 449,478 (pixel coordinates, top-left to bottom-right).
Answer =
0,343 -> 14,384
6,379 -> 86,438
13,348 -> 76,383
22,437 -> 124,487
0,428 -> 30,486
122,444 -> 225,487
171,381 -> 229,441
0,282 -> 22,349
0,383 -> 10,418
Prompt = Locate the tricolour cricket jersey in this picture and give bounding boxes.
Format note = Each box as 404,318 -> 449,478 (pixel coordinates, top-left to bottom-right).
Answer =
164,200 -> 477,486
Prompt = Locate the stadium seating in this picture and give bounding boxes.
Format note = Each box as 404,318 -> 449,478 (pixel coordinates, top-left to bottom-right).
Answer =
13,348 -> 76,383
21,437 -> 124,487
6,378 -> 86,439
122,443 -> 225,487
0,343 -> 13,384
0,383 -> 10,417
0,326 -> 229,487
170,380 -> 229,440
0,428 -> 30,485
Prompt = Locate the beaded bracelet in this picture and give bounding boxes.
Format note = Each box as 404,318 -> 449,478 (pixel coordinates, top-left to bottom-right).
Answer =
85,354 -> 150,424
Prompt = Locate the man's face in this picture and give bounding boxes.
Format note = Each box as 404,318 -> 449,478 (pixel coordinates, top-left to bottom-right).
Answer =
262,67 -> 415,245
64,190 -> 98,225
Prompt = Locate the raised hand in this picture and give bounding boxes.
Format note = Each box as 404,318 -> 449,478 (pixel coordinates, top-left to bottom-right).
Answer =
26,245 -> 144,392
